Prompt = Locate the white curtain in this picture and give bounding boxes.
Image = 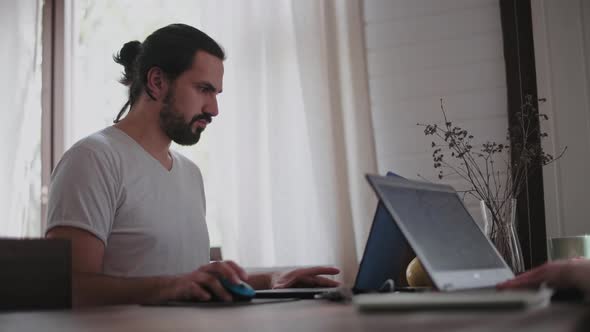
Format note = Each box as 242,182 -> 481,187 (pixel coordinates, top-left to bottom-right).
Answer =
0,0 -> 43,237
199,0 -> 377,285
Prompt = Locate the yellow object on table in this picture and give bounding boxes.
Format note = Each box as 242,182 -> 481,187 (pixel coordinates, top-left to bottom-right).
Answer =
406,257 -> 434,288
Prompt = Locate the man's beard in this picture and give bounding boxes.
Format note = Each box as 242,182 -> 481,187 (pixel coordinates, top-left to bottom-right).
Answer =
159,90 -> 212,146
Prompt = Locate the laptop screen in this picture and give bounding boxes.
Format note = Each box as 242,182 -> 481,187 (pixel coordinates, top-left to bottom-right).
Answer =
377,182 -> 506,271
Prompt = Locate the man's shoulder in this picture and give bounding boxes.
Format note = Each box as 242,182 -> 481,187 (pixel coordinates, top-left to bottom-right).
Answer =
68,127 -> 126,156
50,128 -> 126,185
59,127 -> 129,170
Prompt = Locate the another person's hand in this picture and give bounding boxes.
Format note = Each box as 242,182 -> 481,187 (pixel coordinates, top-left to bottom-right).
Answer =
165,260 -> 249,302
497,258 -> 590,294
271,266 -> 341,289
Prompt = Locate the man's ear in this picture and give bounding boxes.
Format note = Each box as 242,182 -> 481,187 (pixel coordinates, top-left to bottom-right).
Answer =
145,67 -> 169,101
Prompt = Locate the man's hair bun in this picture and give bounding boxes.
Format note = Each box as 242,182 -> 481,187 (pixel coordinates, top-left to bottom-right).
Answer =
113,40 -> 142,86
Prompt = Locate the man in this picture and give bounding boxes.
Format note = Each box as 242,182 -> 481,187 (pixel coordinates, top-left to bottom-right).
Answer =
46,24 -> 339,307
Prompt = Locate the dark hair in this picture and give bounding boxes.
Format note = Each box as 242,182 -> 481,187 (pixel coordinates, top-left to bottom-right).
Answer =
112,23 -> 225,123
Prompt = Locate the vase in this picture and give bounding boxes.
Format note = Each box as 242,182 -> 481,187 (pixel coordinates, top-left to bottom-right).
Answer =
480,198 -> 525,273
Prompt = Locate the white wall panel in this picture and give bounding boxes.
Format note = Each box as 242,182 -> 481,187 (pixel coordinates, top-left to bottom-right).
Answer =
532,0 -> 590,238
363,0 -> 508,227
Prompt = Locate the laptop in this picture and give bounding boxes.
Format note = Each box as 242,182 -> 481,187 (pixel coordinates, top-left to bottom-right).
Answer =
364,174 -> 515,291
355,174 -> 553,310
255,172 -> 415,299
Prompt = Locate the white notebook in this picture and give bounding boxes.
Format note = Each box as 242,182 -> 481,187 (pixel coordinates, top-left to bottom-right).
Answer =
353,288 -> 553,311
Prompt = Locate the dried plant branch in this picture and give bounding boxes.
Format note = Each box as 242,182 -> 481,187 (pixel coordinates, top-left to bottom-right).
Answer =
417,95 -> 566,228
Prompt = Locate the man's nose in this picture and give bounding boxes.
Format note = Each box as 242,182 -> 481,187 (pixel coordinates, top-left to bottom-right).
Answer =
204,96 -> 219,118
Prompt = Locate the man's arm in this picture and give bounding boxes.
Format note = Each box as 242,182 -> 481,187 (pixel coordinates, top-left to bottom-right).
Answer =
497,258 -> 590,294
245,267 -> 341,290
47,226 -> 247,307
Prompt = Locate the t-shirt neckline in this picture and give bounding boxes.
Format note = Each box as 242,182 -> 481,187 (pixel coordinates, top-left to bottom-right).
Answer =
108,126 -> 175,173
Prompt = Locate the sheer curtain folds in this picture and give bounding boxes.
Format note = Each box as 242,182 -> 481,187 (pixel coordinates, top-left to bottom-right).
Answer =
0,0 -> 43,237
204,0 -> 377,284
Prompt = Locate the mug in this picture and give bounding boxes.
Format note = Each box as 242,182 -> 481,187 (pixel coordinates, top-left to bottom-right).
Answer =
548,235 -> 590,261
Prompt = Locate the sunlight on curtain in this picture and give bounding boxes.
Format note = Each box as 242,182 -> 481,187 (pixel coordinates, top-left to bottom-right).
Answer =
195,1 -> 377,284
0,0 -> 43,237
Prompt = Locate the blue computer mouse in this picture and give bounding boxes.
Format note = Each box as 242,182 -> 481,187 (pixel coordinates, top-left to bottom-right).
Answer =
219,278 -> 256,302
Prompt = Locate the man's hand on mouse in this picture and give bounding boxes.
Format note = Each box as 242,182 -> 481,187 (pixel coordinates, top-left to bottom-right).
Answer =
270,266 -> 341,289
163,260 -> 248,303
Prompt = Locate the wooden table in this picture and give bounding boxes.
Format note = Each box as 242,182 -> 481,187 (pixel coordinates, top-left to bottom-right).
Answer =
1,299 -> 589,331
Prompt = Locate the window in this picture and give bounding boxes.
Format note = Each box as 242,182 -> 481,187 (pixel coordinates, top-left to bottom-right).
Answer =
0,0 -> 43,237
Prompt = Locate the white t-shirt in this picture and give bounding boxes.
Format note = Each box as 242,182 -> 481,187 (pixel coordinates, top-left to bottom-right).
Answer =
46,126 -> 210,277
